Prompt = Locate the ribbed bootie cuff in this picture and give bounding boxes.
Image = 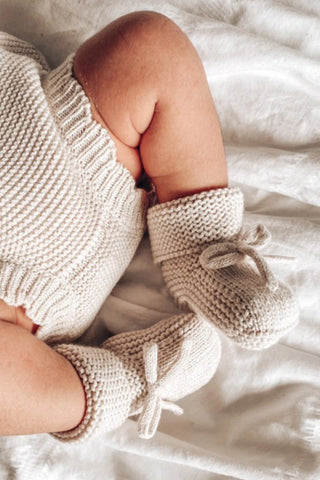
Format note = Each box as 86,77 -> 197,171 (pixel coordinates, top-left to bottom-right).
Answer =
147,187 -> 244,264
51,343 -> 132,443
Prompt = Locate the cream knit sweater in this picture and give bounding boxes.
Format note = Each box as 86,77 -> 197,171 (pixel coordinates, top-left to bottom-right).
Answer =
0,32 -> 149,343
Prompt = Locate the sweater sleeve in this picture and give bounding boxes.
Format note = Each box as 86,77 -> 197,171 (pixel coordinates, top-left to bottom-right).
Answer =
0,31 -> 49,71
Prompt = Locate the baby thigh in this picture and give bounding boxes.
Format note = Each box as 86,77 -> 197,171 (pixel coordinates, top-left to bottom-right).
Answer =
73,11 -> 227,201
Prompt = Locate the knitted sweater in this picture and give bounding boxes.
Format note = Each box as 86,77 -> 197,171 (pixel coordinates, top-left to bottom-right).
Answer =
0,32 -> 149,343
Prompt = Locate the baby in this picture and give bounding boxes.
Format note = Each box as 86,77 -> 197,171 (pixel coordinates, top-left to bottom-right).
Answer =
0,11 -> 299,441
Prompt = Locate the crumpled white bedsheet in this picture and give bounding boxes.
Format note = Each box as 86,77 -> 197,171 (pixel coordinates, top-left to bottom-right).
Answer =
0,0 -> 319,479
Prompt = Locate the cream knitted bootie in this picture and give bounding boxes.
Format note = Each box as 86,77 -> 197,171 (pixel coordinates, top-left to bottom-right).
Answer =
52,313 -> 221,442
147,187 -> 299,350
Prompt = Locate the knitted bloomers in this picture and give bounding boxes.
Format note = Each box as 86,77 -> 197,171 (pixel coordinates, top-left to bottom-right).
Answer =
0,33 -> 149,343
52,313 -> 221,442
147,187 -> 299,350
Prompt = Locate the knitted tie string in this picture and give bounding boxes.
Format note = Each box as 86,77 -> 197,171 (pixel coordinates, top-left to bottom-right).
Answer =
137,339 -> 192,439
199,224 -> 292,292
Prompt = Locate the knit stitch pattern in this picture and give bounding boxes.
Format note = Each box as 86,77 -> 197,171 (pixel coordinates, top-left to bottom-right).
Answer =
147,187 -> 299,349
52,313 -> 221,442
0,32 -> 149,343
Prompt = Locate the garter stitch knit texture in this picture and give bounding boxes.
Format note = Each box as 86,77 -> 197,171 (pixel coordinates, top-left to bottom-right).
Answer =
147,187 -> 299,349
52,313 -> 221,442
0,32 -> 149,343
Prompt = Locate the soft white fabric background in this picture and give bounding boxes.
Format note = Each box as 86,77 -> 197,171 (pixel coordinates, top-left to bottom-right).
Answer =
0,1 -> 319,479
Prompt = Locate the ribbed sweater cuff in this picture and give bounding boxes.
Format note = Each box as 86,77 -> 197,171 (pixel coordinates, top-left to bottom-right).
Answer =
42,53 -> 149,232
0,261 -> 76,342
147,187 -> 244,264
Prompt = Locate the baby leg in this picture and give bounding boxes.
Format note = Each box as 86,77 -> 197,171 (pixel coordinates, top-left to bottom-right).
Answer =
73,10 -> 228,202
0,320 -> 85,434
1,11 -> 226,435
73,11 -> 298,350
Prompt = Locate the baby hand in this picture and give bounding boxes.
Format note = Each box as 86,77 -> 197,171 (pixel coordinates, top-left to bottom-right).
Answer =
0,299 -> 39,334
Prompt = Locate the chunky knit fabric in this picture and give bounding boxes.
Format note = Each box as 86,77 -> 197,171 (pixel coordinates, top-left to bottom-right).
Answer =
52,313 -> 221,442
147,187 -> 300,350
0,32 -> 149,343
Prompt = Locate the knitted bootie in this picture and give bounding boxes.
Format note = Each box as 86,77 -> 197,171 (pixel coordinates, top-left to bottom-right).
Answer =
52,313 -> 221,442
147,187 -> 299,350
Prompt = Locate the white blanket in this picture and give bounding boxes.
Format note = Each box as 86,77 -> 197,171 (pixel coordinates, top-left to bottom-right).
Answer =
0,1 -> 319,479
